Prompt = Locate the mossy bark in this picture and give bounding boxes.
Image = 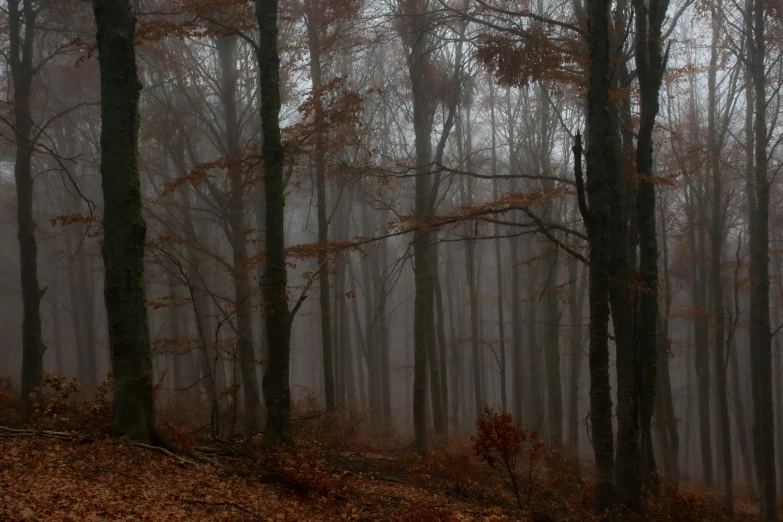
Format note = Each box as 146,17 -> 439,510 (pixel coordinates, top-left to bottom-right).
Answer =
256,0 -> 293,445
93,0 -> 160,445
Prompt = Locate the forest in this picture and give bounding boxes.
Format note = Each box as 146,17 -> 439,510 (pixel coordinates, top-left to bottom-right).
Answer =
0,0 -> 781,520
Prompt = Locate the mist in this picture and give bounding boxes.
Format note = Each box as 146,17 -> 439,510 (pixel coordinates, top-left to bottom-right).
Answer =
0,0 -> 781,520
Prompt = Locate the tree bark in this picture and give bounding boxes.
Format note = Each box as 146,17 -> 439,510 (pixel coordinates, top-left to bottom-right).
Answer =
216,34 -> 262,434
706,6 -> 732,512
582,0 -> 620,507
398,0 -> 445,452
93,0 -> 162,445
567,242 -> 586,475
489,77 -> 507,413
748,0 -> 777,514
9,0 -> 47,400
304,2 -> 336,411
256,0 -> 293,445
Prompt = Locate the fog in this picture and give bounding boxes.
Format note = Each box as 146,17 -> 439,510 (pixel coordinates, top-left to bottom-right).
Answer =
1,0 -> 781,518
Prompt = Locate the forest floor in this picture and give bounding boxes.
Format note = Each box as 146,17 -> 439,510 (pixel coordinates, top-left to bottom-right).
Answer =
0,377 -> 765,521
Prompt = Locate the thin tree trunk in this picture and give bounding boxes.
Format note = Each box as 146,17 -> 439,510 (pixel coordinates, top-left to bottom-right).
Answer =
9,0 -> 47,399
656,199 -> 680,485
48,251 -> 65,376
304,2 -> 335,411
506,87 -> 524,424
434,258 -> 449,433
568,245 -> 586,475
488,77 -> 507,413
707,7 -> 732,512
216,34 -> 262,434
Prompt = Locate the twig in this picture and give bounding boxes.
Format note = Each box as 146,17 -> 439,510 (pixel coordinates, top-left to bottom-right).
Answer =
0,425 -> 90,441
126,441 -> 195,467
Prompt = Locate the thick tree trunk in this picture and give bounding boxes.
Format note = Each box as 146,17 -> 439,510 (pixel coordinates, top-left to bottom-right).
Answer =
256,0 -> 293,445
93,0 -> 162,445
399,0 -> 445,452
748,0 -> 777,514
582,0 -> 619,507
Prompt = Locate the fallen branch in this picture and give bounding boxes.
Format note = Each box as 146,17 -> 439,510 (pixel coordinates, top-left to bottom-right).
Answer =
0,425 -> 91,442
126,441 -> 196,467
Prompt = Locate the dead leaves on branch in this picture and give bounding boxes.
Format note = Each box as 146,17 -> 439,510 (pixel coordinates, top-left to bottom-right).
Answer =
477,31 -> 582,88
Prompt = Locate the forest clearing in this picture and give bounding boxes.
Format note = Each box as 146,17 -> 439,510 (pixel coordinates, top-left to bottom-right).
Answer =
1,0 -> 782,519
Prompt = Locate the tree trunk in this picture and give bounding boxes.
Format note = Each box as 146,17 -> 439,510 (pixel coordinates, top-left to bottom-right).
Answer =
567,246 -> 585,475
304,3 -> 335,411
359,204 -> 383,429
93,0 -> 162,445
399,0 -> 445,452
434,255 -> 449,433
488,77 -> 507,413
748,0 -> 777,514
256,0 -> 293,445
582,0 -> 620,506
526,241 -> 543,433
48,251 -> 65,376
9,0 -> 47,400
656,199 -> 680,485
216,34 -> 262,434
506,88 -> 525,424
706,7 -> 732,512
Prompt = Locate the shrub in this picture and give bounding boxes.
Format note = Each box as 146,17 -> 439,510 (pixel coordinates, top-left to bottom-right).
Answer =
471,407 -> 548,510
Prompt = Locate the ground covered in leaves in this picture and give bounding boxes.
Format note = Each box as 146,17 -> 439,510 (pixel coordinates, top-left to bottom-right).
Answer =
0,377 -> 766,521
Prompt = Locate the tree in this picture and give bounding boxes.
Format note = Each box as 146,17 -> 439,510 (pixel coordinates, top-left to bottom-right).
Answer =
256,0 -> 293,445
93,0 -> 163,444
747,0 -> 777,515
8,0 -> 48,400
579,0 -> 619,511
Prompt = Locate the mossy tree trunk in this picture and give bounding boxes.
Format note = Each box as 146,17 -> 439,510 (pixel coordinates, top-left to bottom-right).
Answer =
256,0 -> 293,445
93,0 -> 161,445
